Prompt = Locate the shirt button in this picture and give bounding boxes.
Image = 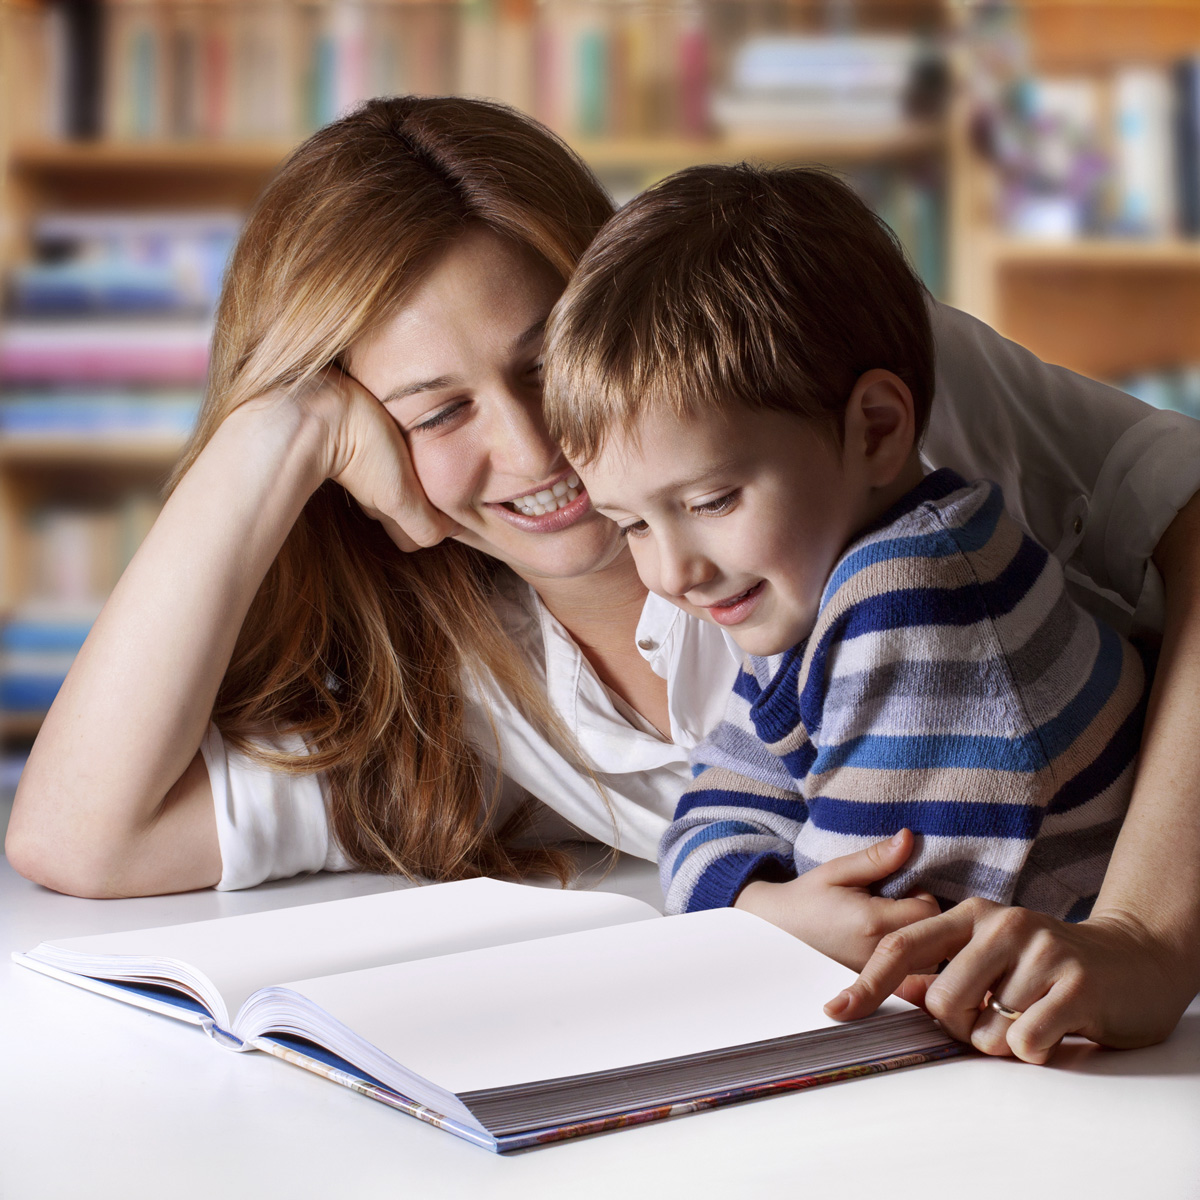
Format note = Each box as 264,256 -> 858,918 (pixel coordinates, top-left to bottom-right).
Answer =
637,638 -> 657,651
1073,516 -> 1084,535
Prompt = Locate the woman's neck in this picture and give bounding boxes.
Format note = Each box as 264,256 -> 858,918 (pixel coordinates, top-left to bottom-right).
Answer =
527,547 -> 649,652
522,548 -> 672,738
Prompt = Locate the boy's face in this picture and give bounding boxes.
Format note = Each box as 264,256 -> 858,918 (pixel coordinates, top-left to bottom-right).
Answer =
581,405 -> 875,656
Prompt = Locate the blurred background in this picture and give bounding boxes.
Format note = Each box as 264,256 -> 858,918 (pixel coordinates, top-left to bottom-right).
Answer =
2,0 -> 1200,814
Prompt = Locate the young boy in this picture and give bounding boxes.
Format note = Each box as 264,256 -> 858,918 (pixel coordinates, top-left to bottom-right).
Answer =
542,164 -> 1146,971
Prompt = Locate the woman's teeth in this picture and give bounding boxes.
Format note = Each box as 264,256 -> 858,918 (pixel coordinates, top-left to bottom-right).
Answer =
507,473 -> 581,516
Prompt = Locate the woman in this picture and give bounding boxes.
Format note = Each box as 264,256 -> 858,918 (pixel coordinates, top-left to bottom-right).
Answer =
8,96 -> 1200,1063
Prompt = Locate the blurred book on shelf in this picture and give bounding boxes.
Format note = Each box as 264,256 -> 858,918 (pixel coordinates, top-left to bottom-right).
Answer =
969,7 -> 1200,243
9,211 -> 239,317
0,320 -> 211,383
0,492 -> 160,718
0,390 -> 201,441
21,1 -> 947,147
0,204 -> 213,724
711,33 -> 938,135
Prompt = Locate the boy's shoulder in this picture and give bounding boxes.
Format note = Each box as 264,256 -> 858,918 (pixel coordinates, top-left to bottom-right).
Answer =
818,468 -> 1042,618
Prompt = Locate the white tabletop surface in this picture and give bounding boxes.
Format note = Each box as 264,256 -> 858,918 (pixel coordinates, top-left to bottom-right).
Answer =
3,852 -> 1199,1200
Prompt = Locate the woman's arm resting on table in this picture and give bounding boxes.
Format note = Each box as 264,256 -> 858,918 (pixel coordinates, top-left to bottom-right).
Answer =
5,375 -> 455,898
827,489 -> 1200,1061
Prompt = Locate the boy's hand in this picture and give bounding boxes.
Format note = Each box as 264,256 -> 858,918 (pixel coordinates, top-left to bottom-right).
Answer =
734,829 -> 941,971
822,898 -> 1193,1064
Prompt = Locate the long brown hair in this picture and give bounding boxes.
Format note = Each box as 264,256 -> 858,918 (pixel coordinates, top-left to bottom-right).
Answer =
172,97 -> 614,882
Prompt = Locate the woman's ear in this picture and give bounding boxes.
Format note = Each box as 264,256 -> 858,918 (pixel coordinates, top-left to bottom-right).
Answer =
843,369 -> 918,488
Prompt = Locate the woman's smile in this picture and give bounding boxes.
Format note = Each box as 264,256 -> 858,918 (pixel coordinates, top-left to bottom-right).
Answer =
345,228 -> 623,582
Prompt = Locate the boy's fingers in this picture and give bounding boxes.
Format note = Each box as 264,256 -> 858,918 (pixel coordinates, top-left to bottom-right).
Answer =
813,829 -> 914,888
875,894 -> 942,933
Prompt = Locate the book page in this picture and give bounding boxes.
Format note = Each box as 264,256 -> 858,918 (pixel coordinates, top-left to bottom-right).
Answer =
30,880 -> 660,1019
275,906 -> 910,1094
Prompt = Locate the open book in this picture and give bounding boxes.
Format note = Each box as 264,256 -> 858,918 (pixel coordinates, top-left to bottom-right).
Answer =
13,879 -> 965,1152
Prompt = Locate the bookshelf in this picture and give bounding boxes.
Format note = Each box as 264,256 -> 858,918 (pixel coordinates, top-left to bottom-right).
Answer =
948,0 -> 1200,383
0,0 -> 954,745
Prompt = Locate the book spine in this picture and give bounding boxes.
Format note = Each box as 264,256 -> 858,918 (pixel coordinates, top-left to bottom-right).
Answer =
676,4 -> 709,138
1175,58 -> 1200,237
251,1037 -> 501,1154
60,0 -> 105,138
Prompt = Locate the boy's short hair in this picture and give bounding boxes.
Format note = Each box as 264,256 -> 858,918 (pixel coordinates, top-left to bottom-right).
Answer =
544,163 -> 934,463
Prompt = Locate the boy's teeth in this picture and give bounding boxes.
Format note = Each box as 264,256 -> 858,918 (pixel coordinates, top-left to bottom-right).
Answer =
508,474 -> 581,516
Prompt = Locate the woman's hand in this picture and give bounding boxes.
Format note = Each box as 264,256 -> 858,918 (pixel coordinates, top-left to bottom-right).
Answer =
734,829 -> 941,971
824,898 -> 1193,1063
292,366 -> 461,551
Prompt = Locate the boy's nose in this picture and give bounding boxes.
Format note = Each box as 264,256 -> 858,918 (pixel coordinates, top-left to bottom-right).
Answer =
657,538 -> 716,600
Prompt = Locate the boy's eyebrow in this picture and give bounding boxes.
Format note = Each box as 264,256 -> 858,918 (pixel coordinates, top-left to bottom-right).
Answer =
591,458 -> 742,513
510,318 -> 547,353
379,319 -> 547,405
642,459 -> 741,503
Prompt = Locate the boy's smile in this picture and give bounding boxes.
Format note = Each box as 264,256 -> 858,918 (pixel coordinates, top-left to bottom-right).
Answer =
580,405 -> 878,657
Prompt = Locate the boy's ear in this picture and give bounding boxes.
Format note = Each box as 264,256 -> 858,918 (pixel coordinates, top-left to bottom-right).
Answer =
843,369 -> 917,486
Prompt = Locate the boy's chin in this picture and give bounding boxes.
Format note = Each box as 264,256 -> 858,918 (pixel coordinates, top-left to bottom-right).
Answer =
720,617 -> 815,658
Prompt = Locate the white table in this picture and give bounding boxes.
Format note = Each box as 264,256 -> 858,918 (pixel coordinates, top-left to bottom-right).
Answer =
3,854 -> 1199,1200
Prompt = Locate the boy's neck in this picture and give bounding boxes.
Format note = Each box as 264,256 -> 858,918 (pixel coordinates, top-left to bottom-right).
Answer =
855,451 -> 927,539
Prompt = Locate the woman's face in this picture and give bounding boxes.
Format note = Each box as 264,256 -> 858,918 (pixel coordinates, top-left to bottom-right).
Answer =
346,228 -> 625,584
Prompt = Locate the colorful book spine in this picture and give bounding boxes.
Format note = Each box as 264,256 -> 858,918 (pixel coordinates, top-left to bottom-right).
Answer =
0,322 -> 211,384
1112,65 -> 1177,236
1174,57 -> 1200,237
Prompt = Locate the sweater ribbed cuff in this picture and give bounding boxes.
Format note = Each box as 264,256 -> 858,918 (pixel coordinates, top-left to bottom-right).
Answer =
686,850 -> 796,913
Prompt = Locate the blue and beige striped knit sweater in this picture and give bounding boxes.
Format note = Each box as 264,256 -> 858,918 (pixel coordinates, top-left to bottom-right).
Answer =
660,469 -> 1147,923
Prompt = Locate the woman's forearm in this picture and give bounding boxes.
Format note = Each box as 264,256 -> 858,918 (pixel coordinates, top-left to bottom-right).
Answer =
6,397 -> 328,896
1092,488 -> 1200,1003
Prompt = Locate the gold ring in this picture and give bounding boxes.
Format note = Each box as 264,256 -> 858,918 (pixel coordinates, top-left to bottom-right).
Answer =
989,997 -> 1023,1021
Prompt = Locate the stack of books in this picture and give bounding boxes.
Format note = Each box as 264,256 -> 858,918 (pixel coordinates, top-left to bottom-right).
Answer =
0,210 -> 219,720
32,0 -> 736,144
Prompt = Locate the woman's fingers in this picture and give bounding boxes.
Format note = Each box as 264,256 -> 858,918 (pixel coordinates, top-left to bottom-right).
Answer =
825,901 -> 980,1020
308,367 -> 459,550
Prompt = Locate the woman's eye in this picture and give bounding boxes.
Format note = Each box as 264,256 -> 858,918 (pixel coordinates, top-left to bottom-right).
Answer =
524,360 -> 545,384
413,400 -> 468,432
619,519 -> 650,539
691,490 -> 739,517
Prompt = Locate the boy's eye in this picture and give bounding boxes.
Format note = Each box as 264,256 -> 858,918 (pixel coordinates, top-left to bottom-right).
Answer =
618,519 -> 650,539
413,399 -> 468,432
690,490 -> 739,517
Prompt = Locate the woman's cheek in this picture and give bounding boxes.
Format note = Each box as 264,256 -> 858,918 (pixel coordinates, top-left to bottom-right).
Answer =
408,435 -> 482,520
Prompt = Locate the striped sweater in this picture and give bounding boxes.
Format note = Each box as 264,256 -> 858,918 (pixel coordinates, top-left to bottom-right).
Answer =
660,469 -> 1147,923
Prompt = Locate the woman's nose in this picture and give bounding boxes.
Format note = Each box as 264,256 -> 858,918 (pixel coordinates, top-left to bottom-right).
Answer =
488,384 -> 562,478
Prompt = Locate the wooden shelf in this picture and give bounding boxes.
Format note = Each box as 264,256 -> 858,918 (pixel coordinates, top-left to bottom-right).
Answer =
9,140 -> 296,173
990,237 -> 1200,269
572,123 -> 945,169
0,436 -> 187,466
9,123 -> 945,180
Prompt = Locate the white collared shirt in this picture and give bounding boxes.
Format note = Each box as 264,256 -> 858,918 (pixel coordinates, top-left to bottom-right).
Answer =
206,302 -> 1200,890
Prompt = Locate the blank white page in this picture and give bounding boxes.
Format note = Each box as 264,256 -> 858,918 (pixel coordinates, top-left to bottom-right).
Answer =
280,906 -> 910,1094
32,880 -> 660,1018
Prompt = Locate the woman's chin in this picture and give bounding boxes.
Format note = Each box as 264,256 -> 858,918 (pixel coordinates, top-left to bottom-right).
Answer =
453,515 -> 626,583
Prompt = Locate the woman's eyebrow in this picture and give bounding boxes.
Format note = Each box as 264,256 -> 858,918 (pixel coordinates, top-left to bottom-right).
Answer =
378,319 -> 547,404
380,375 -> 460,404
